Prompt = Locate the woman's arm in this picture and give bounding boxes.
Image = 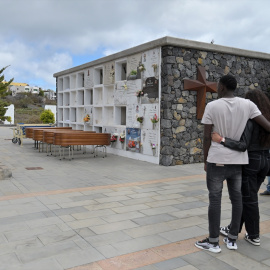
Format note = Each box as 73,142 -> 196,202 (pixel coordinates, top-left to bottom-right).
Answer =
212,120 -> 253,152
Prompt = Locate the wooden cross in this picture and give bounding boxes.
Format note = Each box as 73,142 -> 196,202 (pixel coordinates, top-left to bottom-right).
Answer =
184,66 -> 217,119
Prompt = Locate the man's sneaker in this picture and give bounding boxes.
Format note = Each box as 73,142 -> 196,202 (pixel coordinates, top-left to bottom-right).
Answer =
220,225 -> 230,237
245,233 -> 260,246
195,237 -> 221,253
223,237 -> 237,250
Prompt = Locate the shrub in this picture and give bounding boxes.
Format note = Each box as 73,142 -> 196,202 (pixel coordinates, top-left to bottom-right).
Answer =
40,109 -> 55,124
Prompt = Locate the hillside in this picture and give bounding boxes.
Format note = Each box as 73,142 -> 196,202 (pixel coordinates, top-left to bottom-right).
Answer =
6,93 -> 56,124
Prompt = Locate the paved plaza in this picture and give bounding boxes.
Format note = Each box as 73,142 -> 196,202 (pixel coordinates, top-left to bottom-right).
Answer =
0,126 -> 270,270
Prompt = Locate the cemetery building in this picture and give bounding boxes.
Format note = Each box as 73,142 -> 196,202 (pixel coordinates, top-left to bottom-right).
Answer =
53,36 -> 270,166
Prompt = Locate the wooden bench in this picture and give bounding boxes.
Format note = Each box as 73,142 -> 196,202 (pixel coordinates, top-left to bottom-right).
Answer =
53,132 -> 111,160
43,129 -> 95,155
28,127 -> 72,150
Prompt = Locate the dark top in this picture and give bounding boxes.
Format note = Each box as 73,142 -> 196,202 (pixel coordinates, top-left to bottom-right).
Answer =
224,119 -> 270,152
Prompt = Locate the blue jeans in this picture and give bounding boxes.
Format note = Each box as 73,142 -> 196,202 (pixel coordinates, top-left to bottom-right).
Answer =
240,150 -> 270,238
207,163 -> 242,243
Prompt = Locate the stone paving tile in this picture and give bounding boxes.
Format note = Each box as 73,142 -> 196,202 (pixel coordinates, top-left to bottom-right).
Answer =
5,257 -> 64,270
53,206 -> 89,216
16,240 -> 81,264
145,199 -> 181,208
26,216 -> 65,229
71,209 -> 115,220
131,214 -> 177,226
67,217 -> 107,230
4,224 -> 63,242
71,194 -> 106,201
153,257 -> 189,269
170,207 -> 208,219
160,226 -> 208,242
102,211 -> 145,223
75,228 -> 96,238
151,194 -> 184,201
0,252 -> 23,269
173,201 -> 208,210
86,231 -> 132,248
182,252 -> 237,270
111,204 -> 150,214
128,192 -> 159,199
94,195 -> 131,203
89,220 -> 139,235
121,197 -> 155,206
55,247 -> 105,269
59,214 -> 76,222
140,206 -> 180,216
57,199 -> 97,208
37,229 -> 80,245
0,237 -> 43,257
217,252 -> 270,270
84,201 -> 124,211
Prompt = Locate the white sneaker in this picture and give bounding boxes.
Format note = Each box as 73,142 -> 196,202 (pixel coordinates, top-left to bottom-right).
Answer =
223,237 -> 237,250
195,237 -> 221,253
245,233 -> 260,246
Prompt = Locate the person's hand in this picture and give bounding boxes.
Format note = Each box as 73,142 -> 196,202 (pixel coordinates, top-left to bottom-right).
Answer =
204,163 -> 207,172
212,132 -> 222,143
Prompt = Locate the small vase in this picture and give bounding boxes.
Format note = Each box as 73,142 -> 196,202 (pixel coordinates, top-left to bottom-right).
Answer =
152,123 -> 156,129
137,97 -> 141,103
152,148 -> 156,156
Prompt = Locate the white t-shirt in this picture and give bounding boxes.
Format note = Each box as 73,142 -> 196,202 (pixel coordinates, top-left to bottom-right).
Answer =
202,97 -> 261,164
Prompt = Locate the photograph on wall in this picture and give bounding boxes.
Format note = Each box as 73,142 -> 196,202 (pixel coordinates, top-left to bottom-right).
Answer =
126,128 -> 141,152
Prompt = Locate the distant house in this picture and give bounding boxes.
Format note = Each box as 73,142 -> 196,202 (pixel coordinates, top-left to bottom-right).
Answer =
43,89 -> 56,100
8,82 -> 40,96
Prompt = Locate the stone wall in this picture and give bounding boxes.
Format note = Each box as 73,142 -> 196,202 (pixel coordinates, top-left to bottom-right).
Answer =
160,45 -> 270,166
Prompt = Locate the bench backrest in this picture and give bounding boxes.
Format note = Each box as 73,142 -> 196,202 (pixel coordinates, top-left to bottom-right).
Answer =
43,130 -> 95,144
31,127 -> 72,141
53,133 -> 111,146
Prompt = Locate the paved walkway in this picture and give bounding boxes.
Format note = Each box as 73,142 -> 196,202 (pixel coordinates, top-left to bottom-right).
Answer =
0,126 -> 270,270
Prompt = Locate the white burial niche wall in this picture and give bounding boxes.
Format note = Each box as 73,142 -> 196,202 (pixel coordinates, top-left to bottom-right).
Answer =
57,48 -> 161,164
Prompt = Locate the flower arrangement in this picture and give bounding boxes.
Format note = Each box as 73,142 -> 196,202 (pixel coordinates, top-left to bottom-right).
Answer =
138,63 -> 146,72
151,143 -> 156,149
151,114 -> 159,123
123,82 -> 128,90
111,133 -> 118,143
137,116 -> 144,123
152,64 -> 158,72
128,140 -> 136,148
83,114 -> 90,122
119,133 -> 125,143
136,90 -> 144,97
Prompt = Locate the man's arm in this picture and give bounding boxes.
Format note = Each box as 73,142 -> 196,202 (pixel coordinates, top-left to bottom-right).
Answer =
253,115 -> 270,132
203,124 -> 213,170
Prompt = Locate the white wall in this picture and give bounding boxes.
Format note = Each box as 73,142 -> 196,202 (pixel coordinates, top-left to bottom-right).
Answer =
4,104 -> 14,124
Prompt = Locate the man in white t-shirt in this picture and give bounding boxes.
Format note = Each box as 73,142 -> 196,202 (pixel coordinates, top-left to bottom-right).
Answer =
195,74 -> 270,253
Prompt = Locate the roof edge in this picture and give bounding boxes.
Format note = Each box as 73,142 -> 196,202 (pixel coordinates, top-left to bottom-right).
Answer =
54,36 -> 270,77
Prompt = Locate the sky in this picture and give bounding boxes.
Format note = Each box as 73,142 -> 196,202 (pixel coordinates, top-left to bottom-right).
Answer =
1,0 -> 270,91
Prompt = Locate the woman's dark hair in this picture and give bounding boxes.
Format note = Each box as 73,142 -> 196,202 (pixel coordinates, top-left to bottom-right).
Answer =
219,75 -> 237,91
245,89 -> 270,147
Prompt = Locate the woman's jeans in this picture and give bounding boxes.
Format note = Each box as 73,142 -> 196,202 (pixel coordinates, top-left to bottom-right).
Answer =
207,162 -> 242,243
239,150 -> 270,238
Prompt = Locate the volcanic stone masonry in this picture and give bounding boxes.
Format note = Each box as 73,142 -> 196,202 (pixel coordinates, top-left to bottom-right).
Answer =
160,45 -> 270,166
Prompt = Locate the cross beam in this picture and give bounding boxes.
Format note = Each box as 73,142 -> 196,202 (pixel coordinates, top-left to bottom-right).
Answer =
184,66 -> 217,119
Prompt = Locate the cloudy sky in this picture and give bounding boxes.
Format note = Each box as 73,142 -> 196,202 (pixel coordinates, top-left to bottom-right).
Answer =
1,0 -> 270,91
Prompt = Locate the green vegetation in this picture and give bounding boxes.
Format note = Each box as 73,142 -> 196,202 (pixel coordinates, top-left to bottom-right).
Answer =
0,66 -> 13,122
130,70 -> 137,75
40,109 -> 55,124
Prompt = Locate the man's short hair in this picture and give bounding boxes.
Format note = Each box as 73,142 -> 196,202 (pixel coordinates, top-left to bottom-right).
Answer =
219,75 -> 237,91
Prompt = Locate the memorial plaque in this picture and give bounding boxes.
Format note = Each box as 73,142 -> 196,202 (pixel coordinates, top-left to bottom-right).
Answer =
142,77 -> 159,98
